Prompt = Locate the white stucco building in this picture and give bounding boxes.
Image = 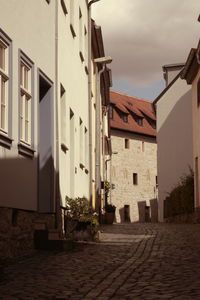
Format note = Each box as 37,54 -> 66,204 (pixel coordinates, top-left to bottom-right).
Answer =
154,64 -> 193,222
182,41 -> 200,209
110,91 -> 157,223
0,0 -> 111,257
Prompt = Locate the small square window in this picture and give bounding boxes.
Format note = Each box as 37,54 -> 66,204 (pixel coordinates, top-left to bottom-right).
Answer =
133,173 -> 138,185
125,138 -> 129,149
142,141 -> 145,152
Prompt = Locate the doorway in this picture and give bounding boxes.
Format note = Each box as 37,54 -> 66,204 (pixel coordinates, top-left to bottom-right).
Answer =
38,73 -> 54,212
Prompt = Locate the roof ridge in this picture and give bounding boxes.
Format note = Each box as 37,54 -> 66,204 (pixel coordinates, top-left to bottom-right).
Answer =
110,90 -> 152,103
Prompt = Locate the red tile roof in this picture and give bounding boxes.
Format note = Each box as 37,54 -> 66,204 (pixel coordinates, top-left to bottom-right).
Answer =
110,90 -> 156,137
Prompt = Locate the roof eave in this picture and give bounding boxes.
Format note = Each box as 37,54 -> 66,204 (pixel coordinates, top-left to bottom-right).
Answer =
111,126 -> 156,139
153,70 -> 182,109
181,48 -> 198,84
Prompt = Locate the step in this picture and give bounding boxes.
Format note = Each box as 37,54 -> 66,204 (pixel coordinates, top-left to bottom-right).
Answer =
33,220 -> 47,230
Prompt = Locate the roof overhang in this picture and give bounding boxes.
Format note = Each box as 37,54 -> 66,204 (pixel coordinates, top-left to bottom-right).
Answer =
181,48 -> 199,84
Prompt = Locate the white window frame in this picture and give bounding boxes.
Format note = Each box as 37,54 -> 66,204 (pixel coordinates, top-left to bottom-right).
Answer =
19,54 -> 33,146
0,38 -> 9,134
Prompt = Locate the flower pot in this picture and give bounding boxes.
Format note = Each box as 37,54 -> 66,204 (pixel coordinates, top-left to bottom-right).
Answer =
105,212 -> 115,224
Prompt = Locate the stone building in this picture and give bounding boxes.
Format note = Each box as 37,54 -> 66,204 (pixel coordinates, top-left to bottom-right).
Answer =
110,91 -> 157,223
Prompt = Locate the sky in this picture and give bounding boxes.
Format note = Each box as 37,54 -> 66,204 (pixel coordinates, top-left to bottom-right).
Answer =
92,0 -> 200,100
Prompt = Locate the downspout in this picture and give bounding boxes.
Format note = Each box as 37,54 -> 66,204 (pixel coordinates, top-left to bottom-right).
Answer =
55,0 -> 60,230
95,64 -> 106,213
88,0 -> 100,207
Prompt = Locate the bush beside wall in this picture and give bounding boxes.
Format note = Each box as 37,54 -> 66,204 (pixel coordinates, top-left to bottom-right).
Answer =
164,170 -> 194,219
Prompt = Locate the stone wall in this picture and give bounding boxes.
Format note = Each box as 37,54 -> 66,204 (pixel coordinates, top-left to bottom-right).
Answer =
111,129 -> 157,223
0,207 -> 55,259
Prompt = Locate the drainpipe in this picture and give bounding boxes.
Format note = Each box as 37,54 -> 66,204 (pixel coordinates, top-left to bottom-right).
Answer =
95,65 -> 106,214
88,0 -> 101,208
55,0 -> 60,230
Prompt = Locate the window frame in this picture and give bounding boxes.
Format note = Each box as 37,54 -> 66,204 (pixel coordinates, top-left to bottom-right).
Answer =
18,51 -> 34,155
121,113 -> 128,123
0,30 -> 12,148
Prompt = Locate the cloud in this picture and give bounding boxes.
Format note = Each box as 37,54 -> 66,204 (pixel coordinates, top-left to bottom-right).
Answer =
92,0 -> 200,87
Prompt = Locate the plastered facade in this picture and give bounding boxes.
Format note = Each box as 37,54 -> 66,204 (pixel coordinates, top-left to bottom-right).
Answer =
111,129 -> 157,223
192,69 -> 200,208
156,77 -> 193,221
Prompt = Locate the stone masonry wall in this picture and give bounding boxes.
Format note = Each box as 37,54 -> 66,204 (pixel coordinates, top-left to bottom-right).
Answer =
0,207 -> 55,259
111,129 -> 157,223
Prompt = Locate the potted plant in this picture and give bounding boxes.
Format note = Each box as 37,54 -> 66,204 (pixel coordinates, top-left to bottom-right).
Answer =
65,196 -> 99,241
105,203 -> 116,224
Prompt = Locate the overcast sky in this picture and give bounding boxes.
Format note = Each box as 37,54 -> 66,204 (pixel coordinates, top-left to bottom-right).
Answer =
92,0 -> 200,100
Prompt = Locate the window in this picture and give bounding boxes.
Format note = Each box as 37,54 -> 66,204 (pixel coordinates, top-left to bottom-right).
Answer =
0,38 -> 9,133
133,173 -> 138,185
125,138 -> 129,149
121,113 -> 128,123
137,117 -> 143,126
109,105 -> 113,119
142,141 -> 145,152
19,55 -> 33,145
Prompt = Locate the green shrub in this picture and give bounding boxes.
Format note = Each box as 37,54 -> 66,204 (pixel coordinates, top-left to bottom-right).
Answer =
65,196 -> 99,240
164,169 -> 194,217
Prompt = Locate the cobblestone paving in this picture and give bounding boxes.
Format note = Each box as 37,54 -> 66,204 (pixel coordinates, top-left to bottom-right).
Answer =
1,223 -> 200,299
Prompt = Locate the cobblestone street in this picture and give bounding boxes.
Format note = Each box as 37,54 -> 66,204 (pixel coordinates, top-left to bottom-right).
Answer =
1,223 -> 200,300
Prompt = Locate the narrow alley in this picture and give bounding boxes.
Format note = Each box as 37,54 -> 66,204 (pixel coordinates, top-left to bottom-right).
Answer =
1,223 -> 200,300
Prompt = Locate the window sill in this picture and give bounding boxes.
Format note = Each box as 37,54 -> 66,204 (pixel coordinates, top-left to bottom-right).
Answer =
0,132 -> 13,149
70,24 -> 76,38
18,143 -> 35,158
